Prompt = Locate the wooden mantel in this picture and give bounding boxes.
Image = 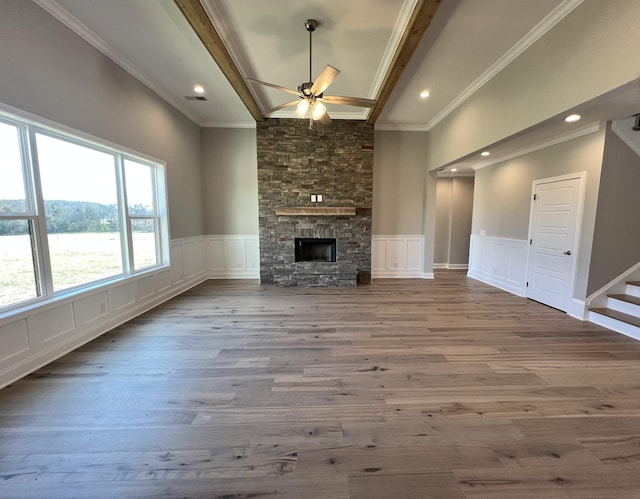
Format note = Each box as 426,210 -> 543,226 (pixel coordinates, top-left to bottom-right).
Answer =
275,207 -> 356,216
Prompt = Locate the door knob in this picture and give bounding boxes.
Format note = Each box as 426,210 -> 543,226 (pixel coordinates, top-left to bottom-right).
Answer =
564,250 -> 572,255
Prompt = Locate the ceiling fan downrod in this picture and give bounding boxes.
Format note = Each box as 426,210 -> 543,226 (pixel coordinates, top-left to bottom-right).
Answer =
301,19 -> 318,95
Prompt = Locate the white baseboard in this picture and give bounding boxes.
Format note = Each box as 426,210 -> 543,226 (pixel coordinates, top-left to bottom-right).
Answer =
434,263 -> 468,270
422,272 -> 434,279
373,270 -> 423,278
467,269 -> 526,297
208,270 -> 260,279
567,298 -> 587,320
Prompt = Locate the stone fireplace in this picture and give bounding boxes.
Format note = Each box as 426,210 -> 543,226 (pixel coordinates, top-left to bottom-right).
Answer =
257,119 -> 373,287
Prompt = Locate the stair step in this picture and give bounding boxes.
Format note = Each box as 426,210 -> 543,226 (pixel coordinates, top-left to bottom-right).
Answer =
627,281 -> 640,287
608,294 -> 640,306
590,308 -> 640,328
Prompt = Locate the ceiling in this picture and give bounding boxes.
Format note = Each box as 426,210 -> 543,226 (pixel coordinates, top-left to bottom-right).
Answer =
34,0 -> 639,173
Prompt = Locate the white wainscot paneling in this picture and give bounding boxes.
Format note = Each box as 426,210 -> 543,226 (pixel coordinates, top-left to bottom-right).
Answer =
108,283 -> 135,312
27,303 -> 75,345
0,236 -> 208,389
170,241 -> 185,284
467,235 -> 527,296
74,291 -> 109,328
170,236 -> 207,286
156,269 -> 172,293
372,236 -> 423,278
182,237 -> 206,280
0,320 -> 30,368
207,236 -> 260,279
136,274 -> 157,302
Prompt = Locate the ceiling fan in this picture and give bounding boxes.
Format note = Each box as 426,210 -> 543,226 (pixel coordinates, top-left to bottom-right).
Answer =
247,19 -> 376,125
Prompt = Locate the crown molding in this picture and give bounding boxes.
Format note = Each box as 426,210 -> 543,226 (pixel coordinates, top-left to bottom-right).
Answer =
437,171 -> 475,178
199,1 -> 266,113
611,118 -> 640,157
199,1 -> 250,77
201,121 -> 256,129
471,121 -> 600,170
374,124 -> 428,132
425,0 -> 584,131
33,0 -> 204,126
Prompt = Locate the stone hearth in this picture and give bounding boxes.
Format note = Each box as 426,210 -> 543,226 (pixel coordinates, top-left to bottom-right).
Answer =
257,119 -> 373,287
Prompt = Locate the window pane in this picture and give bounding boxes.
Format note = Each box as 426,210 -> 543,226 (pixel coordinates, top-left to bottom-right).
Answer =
36,133 -> 123,291
125,159 -> 155,216
131,218 -> 158,270
0,220 -> 39,307
0,122 -> 27,213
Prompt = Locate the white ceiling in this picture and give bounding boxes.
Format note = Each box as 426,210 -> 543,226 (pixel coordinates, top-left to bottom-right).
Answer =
34,0 -> 639,172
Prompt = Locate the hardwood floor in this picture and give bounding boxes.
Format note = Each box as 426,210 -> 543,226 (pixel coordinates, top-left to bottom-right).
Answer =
2,270 -> 640,498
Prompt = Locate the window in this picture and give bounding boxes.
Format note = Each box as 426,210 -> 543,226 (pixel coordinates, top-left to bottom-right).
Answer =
37,133 -> 124,291
124,159 -> 160,271
0,121 -> 40,308
0,110 -> 169,313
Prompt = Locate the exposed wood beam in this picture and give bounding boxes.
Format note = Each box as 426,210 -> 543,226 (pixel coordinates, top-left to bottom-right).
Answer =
367,0 -> 442,125
173,0 -> 264,122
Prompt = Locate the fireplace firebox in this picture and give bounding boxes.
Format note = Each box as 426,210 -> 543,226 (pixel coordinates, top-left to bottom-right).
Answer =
295,238 -> 336,262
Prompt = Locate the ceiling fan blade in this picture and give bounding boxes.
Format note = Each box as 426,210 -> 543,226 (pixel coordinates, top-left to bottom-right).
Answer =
321,95 -> 376,108
310,65 -> 340,96
247,78 -> 300,97
264,100 -> 300,114
318,111 -> 331,125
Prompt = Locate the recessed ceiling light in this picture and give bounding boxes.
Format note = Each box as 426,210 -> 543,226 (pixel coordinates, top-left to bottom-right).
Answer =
481,151 -> 490,157
450,168 -> 458,172
193,85 -> 205,94
565,114 -> 581,123
419,90 -> 430,99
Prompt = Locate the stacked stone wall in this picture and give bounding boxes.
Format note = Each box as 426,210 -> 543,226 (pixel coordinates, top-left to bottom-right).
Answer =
257,119 -> 373,286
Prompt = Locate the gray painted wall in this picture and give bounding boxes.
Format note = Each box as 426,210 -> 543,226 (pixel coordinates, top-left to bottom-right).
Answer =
0,1 -> 204,239
201,128 -> 258,235
472,129 -> 606,299
435,177 -> 474,266
201,128 -> 430,239
373,131 -> 427,235
434,178 -> 453,264
450,177 -> 474,265
423,171 -> 438,277
588,124 -> 640,295
427,0 -> 640,170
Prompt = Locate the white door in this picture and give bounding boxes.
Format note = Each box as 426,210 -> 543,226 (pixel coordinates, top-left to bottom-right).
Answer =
526,175 -> 583,311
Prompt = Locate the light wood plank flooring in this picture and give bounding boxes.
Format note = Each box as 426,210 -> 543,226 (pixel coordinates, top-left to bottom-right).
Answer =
2,270 -> 640,498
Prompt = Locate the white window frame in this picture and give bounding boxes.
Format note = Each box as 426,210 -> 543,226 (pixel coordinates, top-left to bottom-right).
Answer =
0,106 -> 170,314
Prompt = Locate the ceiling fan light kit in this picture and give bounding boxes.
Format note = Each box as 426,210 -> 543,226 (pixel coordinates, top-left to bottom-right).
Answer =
247,18 -> 376,126
295,99 -> 309,117
311,101 -> 326,120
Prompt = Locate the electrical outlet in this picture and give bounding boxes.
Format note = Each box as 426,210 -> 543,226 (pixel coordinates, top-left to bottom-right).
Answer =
317,194 -> 323,202
311,195 -> 317,202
